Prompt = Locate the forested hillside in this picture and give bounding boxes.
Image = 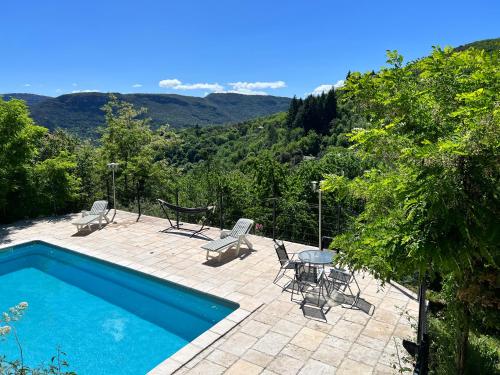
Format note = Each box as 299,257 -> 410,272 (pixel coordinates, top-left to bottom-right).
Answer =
1,43 -> 498,374
1,92 -> 290,138
1,93 -> 51,107
168,89 -> 350,168
455,37 -> 500,52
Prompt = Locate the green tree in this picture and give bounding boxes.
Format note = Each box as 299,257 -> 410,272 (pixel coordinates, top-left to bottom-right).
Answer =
321,88 -> 337,134
74,140 -> 101,207
291,91 -> 337,135
38,128 -> 78,161
293,96 -> 317,133
323,47 -> 499,374
286,96 -> 301,128
33,151 -> 80,215
37,128 -> 95,209
249,151 -> 287,200
100,95 -> 155,205
0,98 -> 46,222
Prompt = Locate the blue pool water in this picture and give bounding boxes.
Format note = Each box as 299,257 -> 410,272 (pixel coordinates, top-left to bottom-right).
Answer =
0,241 -> 237,374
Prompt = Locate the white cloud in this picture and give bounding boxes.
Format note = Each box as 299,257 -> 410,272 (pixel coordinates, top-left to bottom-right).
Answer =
158,78 -> 223,92
217,80 -> 286,95
228,81 -> 286,90
159,79 -> 181,88
132,83 -> 142,88
24,83 -> 31,87
178,83 -> 224,91
158,78 -> 285,95
334,79 -> 345,89
310,80 -> 344,96
221,88 -> 269,96
72,83 -> 78,87
71,89 -> 100,93
55,88 -> 62,93
311,84 -> 334,96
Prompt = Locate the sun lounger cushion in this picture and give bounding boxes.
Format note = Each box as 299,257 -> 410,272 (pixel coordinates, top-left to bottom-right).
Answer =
201,236 -> 239,252
72,214 -> 100,226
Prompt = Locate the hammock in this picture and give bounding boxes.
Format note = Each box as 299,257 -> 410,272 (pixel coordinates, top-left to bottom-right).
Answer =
157,199 -> 215,238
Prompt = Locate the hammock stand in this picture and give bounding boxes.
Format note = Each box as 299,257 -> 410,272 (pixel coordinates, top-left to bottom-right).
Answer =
157,198 -> 215,238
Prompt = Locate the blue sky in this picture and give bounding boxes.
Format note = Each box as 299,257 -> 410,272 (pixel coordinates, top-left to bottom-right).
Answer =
1,0 -> 498,98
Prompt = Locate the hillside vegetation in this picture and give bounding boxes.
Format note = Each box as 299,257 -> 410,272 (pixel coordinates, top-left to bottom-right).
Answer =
455,37 -> 500,53
0,40 -> 498,374
0,92 -> 290,138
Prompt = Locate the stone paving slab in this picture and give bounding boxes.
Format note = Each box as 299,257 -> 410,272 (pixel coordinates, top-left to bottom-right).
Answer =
0,211 -> 418,374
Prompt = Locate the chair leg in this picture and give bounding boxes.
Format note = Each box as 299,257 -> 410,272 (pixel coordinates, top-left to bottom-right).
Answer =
352,291 -> 361,308
236,238 -> 242,256
243,236 -> 253,250
273,268 -> 284,284
346,274 -> 361,308
291,276 -> 300,301
317,277 -> 323,307
324,274 -> 333,296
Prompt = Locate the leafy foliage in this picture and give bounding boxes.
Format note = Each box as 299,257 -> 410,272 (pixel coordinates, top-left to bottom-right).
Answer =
1,40 -> 498,373
323,46 -> 499,373
0,98 -> 47,221
1,303 -> 75,375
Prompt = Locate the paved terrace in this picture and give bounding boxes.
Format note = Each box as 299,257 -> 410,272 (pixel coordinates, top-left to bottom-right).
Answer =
0,211 -> 417,375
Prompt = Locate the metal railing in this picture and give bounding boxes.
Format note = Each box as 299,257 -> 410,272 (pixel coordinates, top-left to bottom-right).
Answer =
126,180 -> 357,247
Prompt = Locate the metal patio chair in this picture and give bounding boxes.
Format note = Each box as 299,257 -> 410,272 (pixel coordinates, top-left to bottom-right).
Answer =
292,262 -> 330,314
273,240 -> 300,289
327,266 -> 361,308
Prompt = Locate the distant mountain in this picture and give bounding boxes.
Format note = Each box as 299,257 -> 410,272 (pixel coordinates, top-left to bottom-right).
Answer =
1,92 -> 291,138
3,93 -> 52,107
455,37 -> 500,53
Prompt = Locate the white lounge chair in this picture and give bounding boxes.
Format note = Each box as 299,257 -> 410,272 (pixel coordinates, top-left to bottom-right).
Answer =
202,218 -> 254,261
72,200 -> 110,232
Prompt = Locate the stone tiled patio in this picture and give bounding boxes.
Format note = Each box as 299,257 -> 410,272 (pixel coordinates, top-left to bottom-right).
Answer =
0,211 -> 417,374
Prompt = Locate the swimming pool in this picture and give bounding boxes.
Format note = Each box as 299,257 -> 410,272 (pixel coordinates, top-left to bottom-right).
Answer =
0,241 -> 238,374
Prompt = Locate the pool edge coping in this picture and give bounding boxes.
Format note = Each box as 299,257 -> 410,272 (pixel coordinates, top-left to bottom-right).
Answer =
0,237 -> 262,375
149,302 -> 264,374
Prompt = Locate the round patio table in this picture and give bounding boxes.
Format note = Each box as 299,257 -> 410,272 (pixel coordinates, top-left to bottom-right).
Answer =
298,249 -> 335,265
297,249 -> 337,300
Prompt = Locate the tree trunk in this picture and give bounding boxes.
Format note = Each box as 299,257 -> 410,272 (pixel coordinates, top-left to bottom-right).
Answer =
456,304 -> 470,375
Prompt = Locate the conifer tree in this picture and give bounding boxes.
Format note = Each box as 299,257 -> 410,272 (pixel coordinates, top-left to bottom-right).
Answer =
321,89 -> 337,134
286,96 -> 300,128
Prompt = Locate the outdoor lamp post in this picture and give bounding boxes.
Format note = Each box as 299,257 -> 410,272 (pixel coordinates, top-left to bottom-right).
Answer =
107,162 -> 119,219
312,180 -> 323,250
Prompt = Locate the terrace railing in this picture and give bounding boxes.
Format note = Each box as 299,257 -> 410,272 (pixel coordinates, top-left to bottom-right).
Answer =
128,181 -> 357,247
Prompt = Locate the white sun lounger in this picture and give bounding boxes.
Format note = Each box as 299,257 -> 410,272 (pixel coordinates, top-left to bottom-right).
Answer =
202,218 -> 254,261
72,200 -> 110,232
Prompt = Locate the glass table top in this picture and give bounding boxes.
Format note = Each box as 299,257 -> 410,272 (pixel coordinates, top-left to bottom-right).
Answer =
298,249 -> 335,264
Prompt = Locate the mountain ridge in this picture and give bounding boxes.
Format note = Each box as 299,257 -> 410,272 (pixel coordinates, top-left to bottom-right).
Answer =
1,92 -> 291,138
